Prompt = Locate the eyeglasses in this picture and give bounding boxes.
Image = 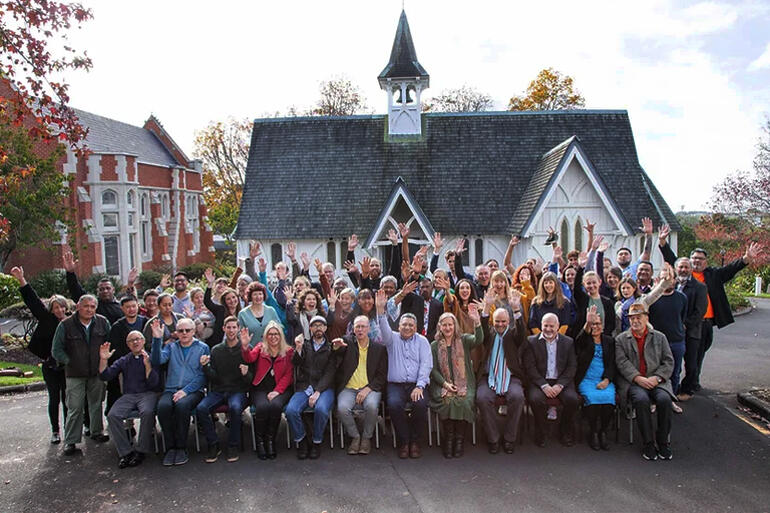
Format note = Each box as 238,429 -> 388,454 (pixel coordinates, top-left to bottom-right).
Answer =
177,328 -> 194,333
127,338 -> 144,343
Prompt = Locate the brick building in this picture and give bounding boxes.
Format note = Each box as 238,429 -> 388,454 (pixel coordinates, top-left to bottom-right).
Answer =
4,107 -> 214,282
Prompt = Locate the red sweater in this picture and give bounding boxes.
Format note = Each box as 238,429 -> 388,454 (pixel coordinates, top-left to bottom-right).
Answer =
633,329 -> 648,377
241,343 -> 294,394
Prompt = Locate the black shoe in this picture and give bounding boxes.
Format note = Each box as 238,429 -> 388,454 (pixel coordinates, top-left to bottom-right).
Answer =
83,428 -> 91,437
657,443 -> 673,460
560,432 -> 574,447
63,444 -> 81,456
308,442 -> 321,460
128,452 -> 144,467
589,432 -> 600,451
599,432 -> 610,451
544,231 -> 558,245
255,436 -> 267,460
453,435 -> 465,458
174,449 -> 189,465
205,443 -> 221,463
90,433 -> 109,443
534,433 -> 546,448
503,440 -> 515,454
442,421 -> 455,459
488,441 -> 500,454
266,435 -> 277,460
296,437 -> 309,460
642,443 -> 658,461
226,445 -> 239,462
118,452 -> 134,469
50,432 -> 61,444
162,449 -> 176,466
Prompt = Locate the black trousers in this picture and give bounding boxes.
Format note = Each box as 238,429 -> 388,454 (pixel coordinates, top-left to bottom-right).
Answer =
693,319 -> 714,391
41,365 -> 67,433
527,379 -> 579,437
679,334 -> 702,395
628,385 -> 672,446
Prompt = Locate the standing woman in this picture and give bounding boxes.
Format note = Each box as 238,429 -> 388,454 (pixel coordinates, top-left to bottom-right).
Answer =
204,268 -> 241,347
430,308 -> 484,458
186,287 -> 215,342
345,288 -> 381,344
238,282 -> 281,346
326,287 -> 355,340
241,321 -> 294,460
142,293 -> 183,349
575,306 -> 616,451
484,270 -> 519,322
441,278 -> 482,374
511,264 -> 537,330
286,287 -> 324,345
10,266 -> 70,444
528,272 -> 572,334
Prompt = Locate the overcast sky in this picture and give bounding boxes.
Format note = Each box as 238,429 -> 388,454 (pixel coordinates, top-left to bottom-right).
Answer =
63,0 -> 770,212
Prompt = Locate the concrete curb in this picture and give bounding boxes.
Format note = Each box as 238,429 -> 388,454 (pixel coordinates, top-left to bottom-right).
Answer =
737,390 -> 770,422
0,381 -> 46,395
733,305 -> 753,317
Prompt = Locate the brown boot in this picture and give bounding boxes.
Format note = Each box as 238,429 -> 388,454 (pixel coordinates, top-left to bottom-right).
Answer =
398,444 -> 409,459
409,441 -> 422,459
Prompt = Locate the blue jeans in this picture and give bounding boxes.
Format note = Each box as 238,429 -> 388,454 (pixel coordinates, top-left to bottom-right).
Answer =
285,389 -> 335,444
669,340 -> 686,395
157,391 -> 203,450
386,382 -> 428,446
195,391 -> 247,448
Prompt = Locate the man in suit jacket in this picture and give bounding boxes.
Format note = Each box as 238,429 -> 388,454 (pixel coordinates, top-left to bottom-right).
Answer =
333,315 -> 388,456
416,278 -> 443,341
523,313 -> 579,447
615,302 -> 674,461
671,257 -> 708,400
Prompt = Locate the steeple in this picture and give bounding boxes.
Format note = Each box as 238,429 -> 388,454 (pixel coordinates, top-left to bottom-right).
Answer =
378,10 -> 429,136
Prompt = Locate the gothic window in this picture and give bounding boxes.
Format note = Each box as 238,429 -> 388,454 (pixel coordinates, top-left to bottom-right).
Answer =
326,241 -> 336,266
474,238 -> 484,267
574,218 -> 583,251
270,243 -> 283,269
104,235 -> 120,276
102,190 -> 117,207
560,219 -> 569,251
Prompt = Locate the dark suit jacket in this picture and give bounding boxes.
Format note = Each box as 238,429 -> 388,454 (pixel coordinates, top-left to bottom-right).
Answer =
522,333 -> 577,389
402,293 -> 442,341
660,243 -> 746,328
333,335 -> 388,394
479,316 -> 528,382
677,277 -> 708,340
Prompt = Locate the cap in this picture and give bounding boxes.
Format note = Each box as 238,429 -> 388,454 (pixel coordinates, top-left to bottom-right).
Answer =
309,315 -> 327,326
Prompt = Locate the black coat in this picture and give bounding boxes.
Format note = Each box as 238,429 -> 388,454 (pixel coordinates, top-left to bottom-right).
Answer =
19,284 -> 62,366
66,271 -> 123,324
574,331 -> 616,387
334,335 -> 388,394
522,333 -> 577,389
401,293 -> 443,342
677,278 -> 709,340
569,266 -> 616,338
293,337 -> 337,393
660,243 -> 745,329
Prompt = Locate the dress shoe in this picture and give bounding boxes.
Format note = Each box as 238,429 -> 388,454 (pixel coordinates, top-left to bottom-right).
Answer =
642,443 -> 658,461
266,435 -> 277,460
560,432 -> 574,447
347,437 -> 361,455
398,444 -> 410,459
358,438 -> 371,455
599,432 -> 610,451
409,441 -> 421,459
534,434 -> 546,448
296,437 -> 309,460
128,451 -> 144,466
50,432 -> 61,444
589,432 -> 600,451
488,441 -> 500,454
118,452 -> 134,469
452,435 -> 465,458
308,442 -> 321,460
90,433 -> 109,443
63,444 -> 81,456
503,440 -> 515,454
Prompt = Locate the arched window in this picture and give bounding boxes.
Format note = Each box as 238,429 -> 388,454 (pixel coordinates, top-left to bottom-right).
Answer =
140,194 -> 148,217
161,195 -> 169,219
574,218 -> 583,251
326,241 -> 336,266
127,190 -> 135,208
270,243 -> 282,268
474,238 -> 484,267
461,238 -> 470,267
102,190 -> 117,207
560,219 -> 569,250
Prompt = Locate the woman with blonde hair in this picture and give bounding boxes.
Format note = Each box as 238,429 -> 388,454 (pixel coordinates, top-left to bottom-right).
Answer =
241,321 -> 294,460
482,270 -> 522,327
429,307 -> 484,458
528,271 -> 573,334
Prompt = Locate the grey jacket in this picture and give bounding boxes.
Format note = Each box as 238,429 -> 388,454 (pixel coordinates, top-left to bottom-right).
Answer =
614,328 -> 674,407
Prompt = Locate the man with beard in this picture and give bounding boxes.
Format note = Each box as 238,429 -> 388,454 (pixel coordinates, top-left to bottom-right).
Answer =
171,272 -> 192,315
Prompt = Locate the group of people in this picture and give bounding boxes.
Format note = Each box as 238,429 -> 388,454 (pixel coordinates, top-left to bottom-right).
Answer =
11,217 -> 762,467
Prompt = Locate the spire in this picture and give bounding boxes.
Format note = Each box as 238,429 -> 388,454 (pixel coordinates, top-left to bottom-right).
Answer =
378,10 -> 429,85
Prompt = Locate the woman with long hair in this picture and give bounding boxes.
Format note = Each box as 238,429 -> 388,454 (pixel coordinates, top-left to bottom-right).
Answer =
10,266 -> 71,444
241,321 -> 294,460
142,293 -> 184,348
440,278 -> 484,374
511,264 -> 537,331
286,287 -> 324,345
327,287 -> 355,340
528,272 -> 572,334
429,309 -> 484,458
346,288 -> 381,343
204,268 -> 241,347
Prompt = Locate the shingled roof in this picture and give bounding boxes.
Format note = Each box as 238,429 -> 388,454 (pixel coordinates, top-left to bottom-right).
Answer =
74,109 -> 183,168
378,10 -> 429,82
235,110 -> 681,241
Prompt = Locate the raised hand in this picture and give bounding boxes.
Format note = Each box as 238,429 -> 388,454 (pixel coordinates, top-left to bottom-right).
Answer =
433,275 -> 450,291
592,234 -> 604,251
744,241 -> 764,264
583,219 -> 595,233
640,217 -> 653,235
204,267 -> 215,285
127,267 -> 138,286
283,285 -> 294,302
402,279 -> 419,296
508,289 -> 522,310
483,287 -> 496,306
432,232 -> 444,252
239,327 -> 252,348
150,318 -> 164,339
62,245 -> 78,273
509,234 -> 520,247
257,257 -> 267,273
331,337 -> 347,350
294,334 -> 304,352
578,251 -> 588,268
360,256 -> 371,277
416,245 -> 429,259
160,274 -> 171,289
375,288 -> 388,313
276,264 -> 287,281
141,350 -> 151,369
286,241 -> 297,261
468,302 -> 481,325
200,354 -> 210,366
454,238 -> 466,255
658,224 -> 670,245
387,228 -> 398,246
348,234 -> 359,252
661,262 -> 674,281
411,253 -> 424,274
9,266 -> 24,284
314,258 -> 323,274
300,252 -> 310,271
400,260 -> 411,282
586,304 -> 599,325
249,241 -> 262,259
598,240 -> 610,253
552,245 -> 563,262
99,342 -> 114,361
327,288 -> 338,308
398,222 -> 410,238
343,260 -> 359,274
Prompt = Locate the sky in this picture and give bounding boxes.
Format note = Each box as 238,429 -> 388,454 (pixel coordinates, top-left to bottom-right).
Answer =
60,0 -> 770,212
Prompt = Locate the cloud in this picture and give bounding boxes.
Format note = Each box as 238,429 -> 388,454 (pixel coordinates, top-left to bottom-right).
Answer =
748,42 -> 770,71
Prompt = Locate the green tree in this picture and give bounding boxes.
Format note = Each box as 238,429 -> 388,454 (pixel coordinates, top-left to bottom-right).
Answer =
423,85 -> 494,112
508,68 -> 585,111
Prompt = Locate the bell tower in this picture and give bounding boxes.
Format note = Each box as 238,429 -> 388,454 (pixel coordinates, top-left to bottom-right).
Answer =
378,10 -> 429,136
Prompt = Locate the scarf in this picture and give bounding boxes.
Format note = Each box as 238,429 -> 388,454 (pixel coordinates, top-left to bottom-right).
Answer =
437,335 -> 467,398
299,308 -> 318,340
487,329 -> 511,394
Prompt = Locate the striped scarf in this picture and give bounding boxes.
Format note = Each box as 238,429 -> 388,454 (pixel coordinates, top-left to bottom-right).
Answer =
487,330 -> 511,394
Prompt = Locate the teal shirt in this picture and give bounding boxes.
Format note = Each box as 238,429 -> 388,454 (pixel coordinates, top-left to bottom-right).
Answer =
238,305 -> 281,346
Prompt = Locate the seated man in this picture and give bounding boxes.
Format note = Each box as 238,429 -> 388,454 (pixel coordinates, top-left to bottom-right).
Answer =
99,330 -> 159,468
334,315 -> 388,456
615,302 -> 675,460
197,316 -> 253,463
476,297 -> 527,454
522,313 -> 579,447
376,289 -> 433,459
150,317 -> 209,466
285,315 -> 337,460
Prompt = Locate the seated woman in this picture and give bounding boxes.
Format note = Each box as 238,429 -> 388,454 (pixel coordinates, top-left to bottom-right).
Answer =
528,272 -> 572,335
429,309 -> 484,458
241,321 -> 294,460
575,306 -> 616,451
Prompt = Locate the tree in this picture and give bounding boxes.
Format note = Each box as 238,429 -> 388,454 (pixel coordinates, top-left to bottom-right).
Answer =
423,85 -> 494,113
508,68 -> 585,111
710,117 -> 770,217
193,118 -> 251,239
311,76 -> 369,116
0,124 -> 72,269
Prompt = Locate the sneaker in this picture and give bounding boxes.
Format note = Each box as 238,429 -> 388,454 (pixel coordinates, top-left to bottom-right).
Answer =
672,403 -> 683,414
174,449 -> 189,465
658,444 -> 673,460
83,427 -> 91,437
358,438 -> 371,455
205,443 -> 221,463
309,442 -> 322,459
226,445 -> 239,462
642,443 -> 658,461
90,433 -> 110,443
50,432 -> 61,444
347,437 -> 361,455
63,444 -> 81,456
162,449 -> 177,467
118,452 -> 135,469
128,452 -> 144,467
547,406 -> 558,421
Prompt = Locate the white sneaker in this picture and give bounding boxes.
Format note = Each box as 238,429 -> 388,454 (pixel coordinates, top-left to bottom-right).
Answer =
672,403 -> 683,414
547,406 -> 558,421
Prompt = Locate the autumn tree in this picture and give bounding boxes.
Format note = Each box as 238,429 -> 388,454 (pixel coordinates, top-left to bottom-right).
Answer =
193,118 -> 251,239
311,76 -> 369,116
710,117 -> 770,217
423,85 -> 494,113
508,68 -> 585,111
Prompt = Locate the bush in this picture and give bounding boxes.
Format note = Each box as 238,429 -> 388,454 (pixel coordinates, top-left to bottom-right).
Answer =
138,270 -> 163,292
28,269 -> 68,298
178,262 -> 210,281
0,274 -> 23,311
0,301 -> 33,320
726,281 -> 751,311
81,274 -> 122,295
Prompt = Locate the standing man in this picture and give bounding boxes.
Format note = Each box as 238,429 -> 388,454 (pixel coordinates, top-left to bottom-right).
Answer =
51,295 -> 111,455
171,272 -> 192,315
615,302 -> 675,460
99,331 -> 159,468
659,225 -> 763,396
105,296 -> 148,414
62,245 -> 127,324
376,290 -> 433,459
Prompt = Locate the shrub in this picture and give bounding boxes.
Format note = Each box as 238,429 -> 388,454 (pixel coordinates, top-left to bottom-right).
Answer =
81,274 -> 122,295
0,301 -> 33,320
178,262 -> 210,281
0,274 -> 23,311
28,269 -> 68,298
725,281 -> 751,310
138,270 -> 163,292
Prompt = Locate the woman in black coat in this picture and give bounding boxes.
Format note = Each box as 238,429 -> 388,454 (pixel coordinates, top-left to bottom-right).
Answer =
10,266 -> 70,444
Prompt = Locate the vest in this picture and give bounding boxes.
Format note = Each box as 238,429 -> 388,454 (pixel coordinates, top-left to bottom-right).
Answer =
61,314 -> 110,378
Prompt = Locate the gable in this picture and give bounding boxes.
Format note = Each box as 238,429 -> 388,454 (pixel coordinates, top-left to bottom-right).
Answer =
364,178 -> 434,248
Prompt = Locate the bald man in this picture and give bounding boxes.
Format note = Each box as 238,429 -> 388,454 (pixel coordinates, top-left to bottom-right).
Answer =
522,313 -> 578,447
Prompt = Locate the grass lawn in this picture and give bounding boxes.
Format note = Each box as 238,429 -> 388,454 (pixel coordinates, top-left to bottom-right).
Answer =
0,360 -> 43,387
749,293 -> 770,299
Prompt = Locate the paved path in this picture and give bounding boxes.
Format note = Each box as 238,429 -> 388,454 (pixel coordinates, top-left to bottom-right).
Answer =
1,302 -> 769,513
